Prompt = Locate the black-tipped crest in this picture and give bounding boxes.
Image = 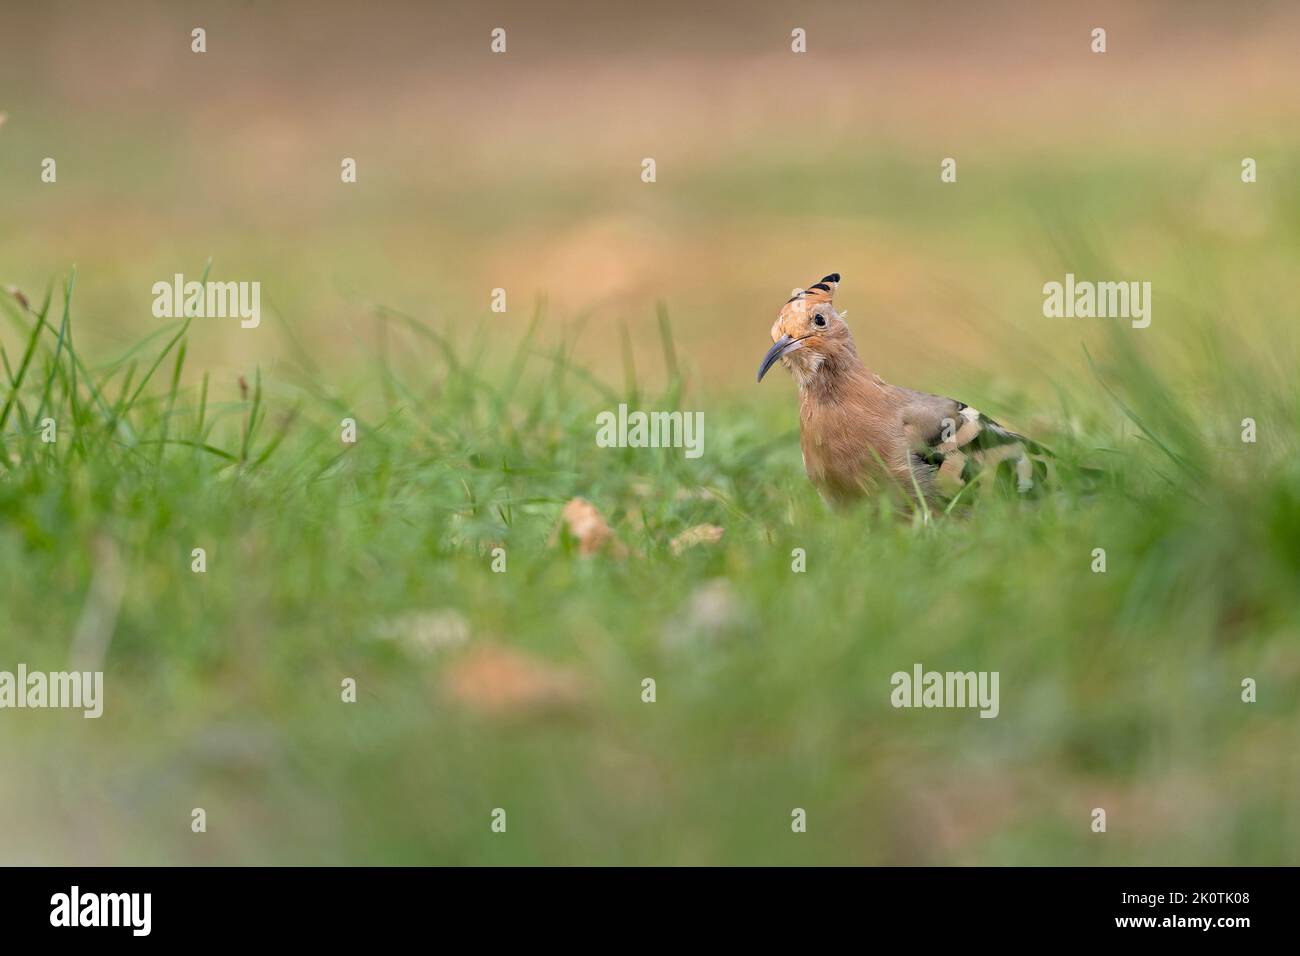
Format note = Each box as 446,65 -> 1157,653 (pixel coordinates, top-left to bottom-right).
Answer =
786,272 -> 840,305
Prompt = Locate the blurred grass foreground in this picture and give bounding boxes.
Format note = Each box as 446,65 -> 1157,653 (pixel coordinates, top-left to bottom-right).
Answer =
1,1 -> 1299,864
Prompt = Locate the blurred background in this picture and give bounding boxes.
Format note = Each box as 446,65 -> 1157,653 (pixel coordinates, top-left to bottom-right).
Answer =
3,0 -> 1297,395
2,1 -> 1299,865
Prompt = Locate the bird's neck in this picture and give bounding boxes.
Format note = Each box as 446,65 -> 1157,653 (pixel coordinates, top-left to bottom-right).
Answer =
798,345 -> 877,406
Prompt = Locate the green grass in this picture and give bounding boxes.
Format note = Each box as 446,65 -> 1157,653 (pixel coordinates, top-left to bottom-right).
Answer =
1,266 -> 1298,866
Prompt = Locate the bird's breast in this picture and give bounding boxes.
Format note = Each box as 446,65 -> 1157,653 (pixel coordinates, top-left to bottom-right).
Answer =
799,399 -> 893,501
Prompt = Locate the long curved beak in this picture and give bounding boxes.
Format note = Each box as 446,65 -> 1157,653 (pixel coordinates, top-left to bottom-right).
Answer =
757,334 -> 798,382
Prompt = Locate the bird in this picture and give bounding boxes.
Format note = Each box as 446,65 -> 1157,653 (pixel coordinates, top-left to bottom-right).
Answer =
756,273 -> 1050,509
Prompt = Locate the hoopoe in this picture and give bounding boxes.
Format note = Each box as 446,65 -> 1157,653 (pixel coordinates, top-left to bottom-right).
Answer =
757,273 -> 1049,508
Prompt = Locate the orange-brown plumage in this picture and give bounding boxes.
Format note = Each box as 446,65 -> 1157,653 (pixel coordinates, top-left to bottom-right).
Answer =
757,273 -> 1048,508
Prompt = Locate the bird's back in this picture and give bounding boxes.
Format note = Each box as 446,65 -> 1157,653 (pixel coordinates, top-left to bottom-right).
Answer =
802,376 -> 1049,507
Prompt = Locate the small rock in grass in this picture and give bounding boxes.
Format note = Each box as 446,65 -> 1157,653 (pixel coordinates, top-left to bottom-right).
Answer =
442,644 -> 585,717
555,497 -> 627,558
373,609 -> 470,658
663,578 -> 748,646
669,524 -> 724,555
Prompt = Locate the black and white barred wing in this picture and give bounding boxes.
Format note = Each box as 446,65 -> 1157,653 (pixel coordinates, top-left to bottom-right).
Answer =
901,391 -> 1051,495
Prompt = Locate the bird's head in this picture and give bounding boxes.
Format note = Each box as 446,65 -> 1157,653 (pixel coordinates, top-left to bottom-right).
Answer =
756,273 -> 855,385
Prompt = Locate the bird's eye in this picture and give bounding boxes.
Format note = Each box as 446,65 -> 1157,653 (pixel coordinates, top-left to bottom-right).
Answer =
813,314 -> 827,328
